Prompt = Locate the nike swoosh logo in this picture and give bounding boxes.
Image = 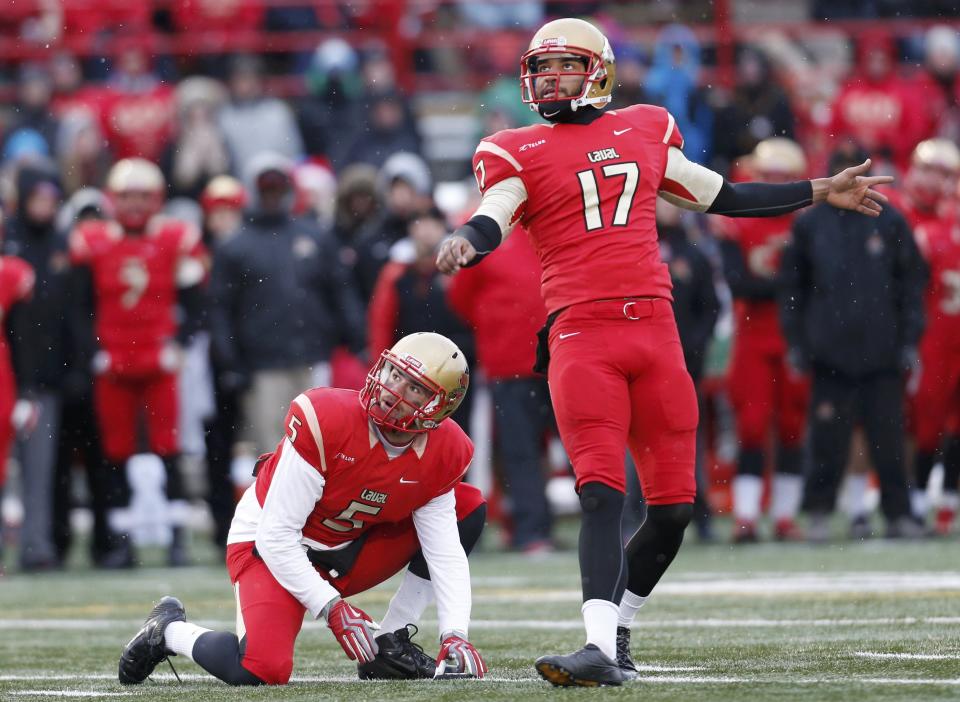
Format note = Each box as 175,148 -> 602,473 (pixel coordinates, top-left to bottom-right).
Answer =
558,332 -> 581,339
543,110 -> 561,118
613,128 -> 633,136
400,478 -> 419,484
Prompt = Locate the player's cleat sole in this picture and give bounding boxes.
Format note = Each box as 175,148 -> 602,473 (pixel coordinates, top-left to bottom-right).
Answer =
118,596 -> 186,684
535,644 -> 623,687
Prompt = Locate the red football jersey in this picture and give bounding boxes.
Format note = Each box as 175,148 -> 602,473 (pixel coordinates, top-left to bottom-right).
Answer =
255,387 -> 473,548
916,219 -> 960,348
717,215 -> 794,343
472,104 -> 684,313
68,218 -> 205,354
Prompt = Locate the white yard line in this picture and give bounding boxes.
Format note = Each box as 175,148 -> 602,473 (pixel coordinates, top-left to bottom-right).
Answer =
8,693 -> 134,698
854,652 -> 960,660
3,615 -> 960,631
4,673 -> 960,687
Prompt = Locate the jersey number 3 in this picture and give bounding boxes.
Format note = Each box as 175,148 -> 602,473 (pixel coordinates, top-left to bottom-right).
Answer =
576,162 -> 640,232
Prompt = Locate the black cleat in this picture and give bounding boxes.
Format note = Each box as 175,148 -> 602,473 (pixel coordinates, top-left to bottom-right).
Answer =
535,644 -> 623,687
357,624 -> 436,680
616,626 -> 639,680
118,596 -> 186,684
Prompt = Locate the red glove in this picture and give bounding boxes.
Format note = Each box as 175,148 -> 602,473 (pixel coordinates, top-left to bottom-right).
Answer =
324,598 -> 379,663
435,634 -> 487,678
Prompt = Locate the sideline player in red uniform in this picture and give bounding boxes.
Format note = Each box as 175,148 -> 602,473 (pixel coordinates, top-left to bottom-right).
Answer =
714,138 -> 810,543
901,139 -> 960,534
117,332 -> 487,686
69,158 -> 208,567
436,17 -> 895,687
0,246 -> 35,502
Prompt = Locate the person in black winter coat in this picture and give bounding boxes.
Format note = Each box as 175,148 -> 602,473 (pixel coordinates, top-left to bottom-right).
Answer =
778,144 -> 928,540
209,153 -> 366,460
1,160 -> 71,570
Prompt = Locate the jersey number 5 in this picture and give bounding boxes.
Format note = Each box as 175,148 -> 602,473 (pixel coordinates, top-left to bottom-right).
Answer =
576,162 -> 640,232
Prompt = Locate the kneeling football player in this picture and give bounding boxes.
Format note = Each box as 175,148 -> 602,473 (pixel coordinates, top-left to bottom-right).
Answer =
118,332 -> 487,684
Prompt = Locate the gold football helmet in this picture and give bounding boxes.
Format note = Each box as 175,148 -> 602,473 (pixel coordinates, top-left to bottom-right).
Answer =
106,158 -> 165,194
360,332 -> 469,433
752,138 -> 807,177
106,158 -> 165,230
912,138 -> 960,173
520,17 -> 616,112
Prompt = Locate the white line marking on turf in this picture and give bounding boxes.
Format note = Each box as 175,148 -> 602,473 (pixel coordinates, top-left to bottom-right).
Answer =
854,652 -> 960,660
5,673 -> 960,687
9,693 -> 133,698
5,616 -> 960,632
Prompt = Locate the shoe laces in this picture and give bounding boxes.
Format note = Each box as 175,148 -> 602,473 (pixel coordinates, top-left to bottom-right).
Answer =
399,624 -> 426,654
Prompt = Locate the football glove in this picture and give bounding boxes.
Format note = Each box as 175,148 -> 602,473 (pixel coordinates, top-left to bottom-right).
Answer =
434,632 -> 486,679
324,598 -> 380,663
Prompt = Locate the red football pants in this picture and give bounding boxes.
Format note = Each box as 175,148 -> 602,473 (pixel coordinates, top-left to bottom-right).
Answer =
727,336 -> 809,450
224,482 -> 485,685
910,339 -> 960,452
547,298 -> 698,504
94,371 -> 179,460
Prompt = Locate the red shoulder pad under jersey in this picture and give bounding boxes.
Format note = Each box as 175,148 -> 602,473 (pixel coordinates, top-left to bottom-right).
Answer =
68,220 -> 123,265
612,104 -> 684,150
0,256 -> 35,304
430,419 -> 475,496
281,387 -> 356,474
472,125 -> 552,195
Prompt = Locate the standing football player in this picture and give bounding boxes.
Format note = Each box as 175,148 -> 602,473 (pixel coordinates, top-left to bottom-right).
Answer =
436,17 -> 894,687
714,138 -> 810,543
118,332 -> 487,686
69,158 -> 207,567
898,139 -> 960,534
0,226 -> 36,571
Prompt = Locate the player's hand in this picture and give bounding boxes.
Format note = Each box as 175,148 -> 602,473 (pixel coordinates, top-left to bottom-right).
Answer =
434,633 -> 487,679
323,598 -> 380,663
817,159 -> 893,217
10,398 -> 40,436
436,235 -> 476,275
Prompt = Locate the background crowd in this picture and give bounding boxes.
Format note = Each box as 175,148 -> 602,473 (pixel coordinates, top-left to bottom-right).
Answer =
2,0 -> 960,573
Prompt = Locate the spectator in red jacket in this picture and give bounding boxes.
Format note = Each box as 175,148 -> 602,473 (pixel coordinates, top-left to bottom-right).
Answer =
447,227 -> 556,553
829,31 -> 915,174
368,208 -> 475,434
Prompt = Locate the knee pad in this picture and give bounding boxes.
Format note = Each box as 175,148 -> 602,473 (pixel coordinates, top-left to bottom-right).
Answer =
579,482 -> 624,514
646,503 -> 693,535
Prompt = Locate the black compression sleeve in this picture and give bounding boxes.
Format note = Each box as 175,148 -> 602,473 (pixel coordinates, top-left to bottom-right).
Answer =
458,214 -> 502,266
707,180 -> 813,218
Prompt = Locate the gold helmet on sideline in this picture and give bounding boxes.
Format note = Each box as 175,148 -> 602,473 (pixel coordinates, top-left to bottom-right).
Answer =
360,332 -> 470,433
752,138 -> 807,177
106,158 -> 165,194
520,17 -> 616,113
912,138 -> 960,173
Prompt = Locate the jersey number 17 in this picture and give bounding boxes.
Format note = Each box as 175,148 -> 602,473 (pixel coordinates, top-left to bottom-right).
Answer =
576,162 -> 640,232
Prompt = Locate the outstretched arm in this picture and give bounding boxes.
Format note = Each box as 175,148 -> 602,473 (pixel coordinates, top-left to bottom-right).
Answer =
661,147 -> 893,218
